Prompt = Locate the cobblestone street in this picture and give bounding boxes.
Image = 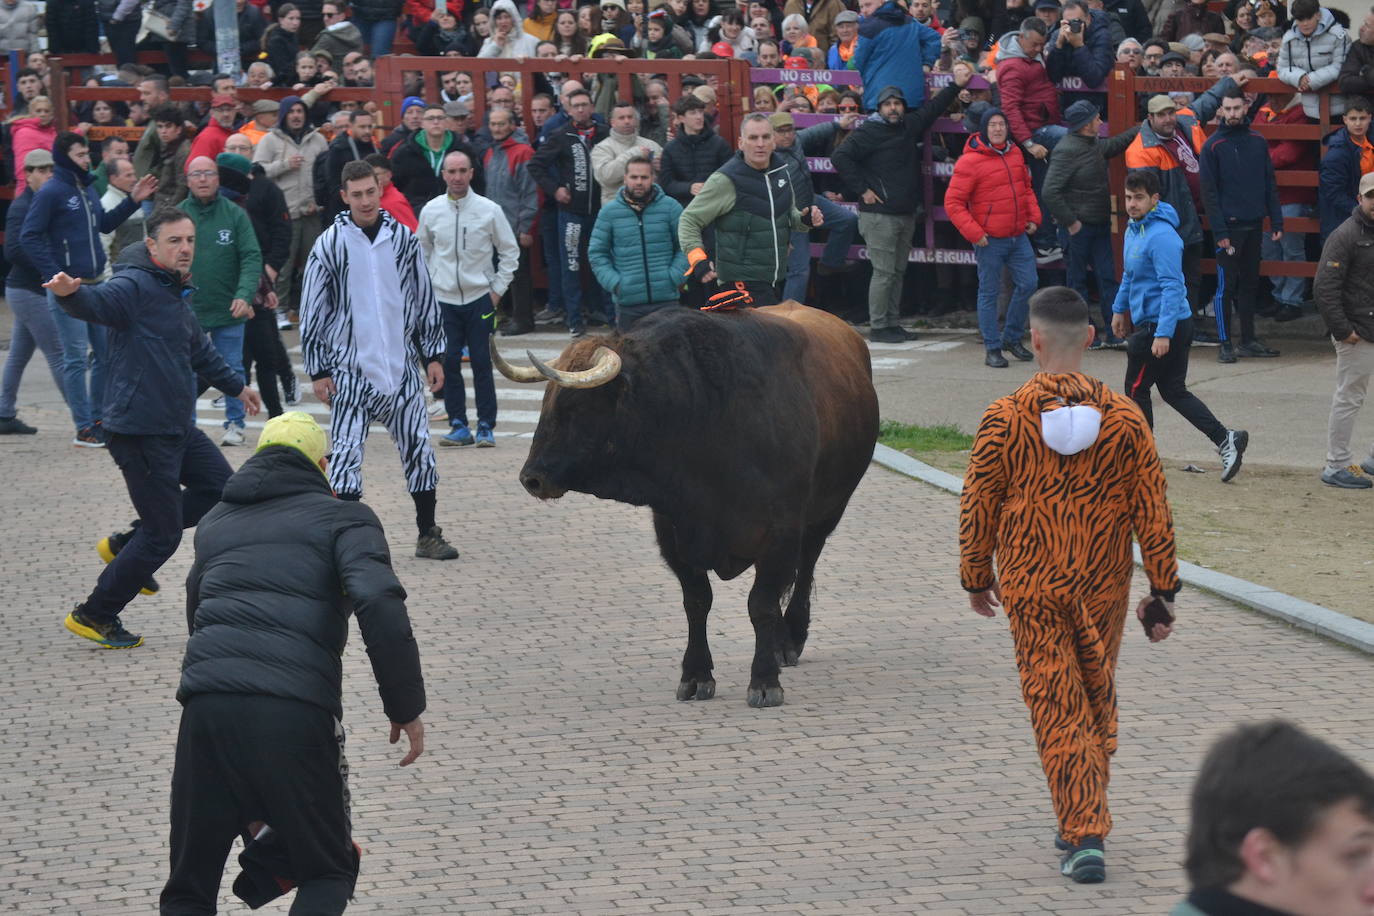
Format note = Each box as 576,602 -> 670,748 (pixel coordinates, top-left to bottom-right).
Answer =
3,394 -> 1373,914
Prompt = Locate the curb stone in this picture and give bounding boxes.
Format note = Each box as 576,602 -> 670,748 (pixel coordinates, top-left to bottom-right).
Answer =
871,442 -> 1374,656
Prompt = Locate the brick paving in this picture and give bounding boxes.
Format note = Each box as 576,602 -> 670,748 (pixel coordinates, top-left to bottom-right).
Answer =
2,342 -> 1373,914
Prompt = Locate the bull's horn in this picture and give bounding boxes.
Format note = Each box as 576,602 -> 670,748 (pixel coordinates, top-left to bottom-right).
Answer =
490,338 -> 544,383
528,346 -> 622,389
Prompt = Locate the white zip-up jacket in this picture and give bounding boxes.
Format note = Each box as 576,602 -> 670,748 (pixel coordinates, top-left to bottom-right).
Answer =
416,190 -> 520,306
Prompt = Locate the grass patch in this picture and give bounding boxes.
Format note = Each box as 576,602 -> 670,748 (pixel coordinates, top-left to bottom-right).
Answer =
878,420 -> 974,453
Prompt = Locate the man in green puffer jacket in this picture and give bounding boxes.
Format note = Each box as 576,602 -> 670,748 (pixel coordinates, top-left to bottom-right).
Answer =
179,156 -> 264,446
588,156 -> 688,330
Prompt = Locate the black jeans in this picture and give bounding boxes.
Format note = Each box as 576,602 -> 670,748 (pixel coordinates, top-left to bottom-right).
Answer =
161,694 -> 357,915
1123,318 -> 1227,447
1214,228 -> 1262,344
439,295 -> 497,430
85,429 -> 232,623
104,17 -> 140,66
242,309 -> 290,418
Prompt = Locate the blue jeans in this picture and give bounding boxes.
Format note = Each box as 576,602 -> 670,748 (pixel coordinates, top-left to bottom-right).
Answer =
1064,223 -> 1118,331
1028,125 -> 1068,249
355,17 -> 397,56
557,210 -> 602,332
1263,202 -> 1309,307
48,289 -> 108,432
974,235 -> 1037,350
538,208 -> 563,313
207,324 -> 246,428
2,285 -> 66,418
783,194 -> 859,302
439,295 -> 497,429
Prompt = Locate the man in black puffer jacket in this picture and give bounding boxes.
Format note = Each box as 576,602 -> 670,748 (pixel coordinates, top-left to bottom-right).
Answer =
160,411 -> 426,915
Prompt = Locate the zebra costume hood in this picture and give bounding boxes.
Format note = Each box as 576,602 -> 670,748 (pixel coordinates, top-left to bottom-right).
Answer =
299,209 -> 445,394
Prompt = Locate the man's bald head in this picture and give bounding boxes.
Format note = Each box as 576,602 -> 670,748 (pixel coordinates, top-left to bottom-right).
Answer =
186,155 -> 220,202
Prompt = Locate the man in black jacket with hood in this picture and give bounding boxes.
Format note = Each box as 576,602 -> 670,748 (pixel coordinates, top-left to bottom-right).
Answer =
46,207 -> 263,651
831,63 -> 971,342
159,411 -> 425,914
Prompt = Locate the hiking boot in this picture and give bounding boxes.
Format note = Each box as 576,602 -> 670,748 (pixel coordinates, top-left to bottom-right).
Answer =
415,526 -> 459,560
221,425 -> 245,447
1006,341 -> 1034,361
441,422 -> 474,447
1217,342 -> 1236,364
0,416 -> 37,434
282,375 -> 300,406
1237,339 -> 1280,358
1322,466 -> 1373,489
985,349 -> 1009,369
73,426 -> 106,448
64,605 -> 143,649
1218,429 -> 1249,483
533,307 -> 564,325
1059,838 -> 1106,884
474,421 -> 495,448
98,530 -> 160,596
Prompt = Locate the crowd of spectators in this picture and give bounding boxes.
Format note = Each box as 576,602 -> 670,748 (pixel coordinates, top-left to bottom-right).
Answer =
0,0 -> 1369,440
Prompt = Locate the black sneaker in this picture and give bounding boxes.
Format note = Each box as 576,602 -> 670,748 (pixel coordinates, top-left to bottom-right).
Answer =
415,526 -> 459,560
868,326 -> 907,344
0,416 -> 37,434
1273,305 -> 1304,322
282,375 -> 300,406
1218,342 -> 1236,364
97,530 -> 160,595
1237,339 -> 1280,358
1059,837 -> 1106,884
1218,429 -> 1249,483
1005,341 -> 1034,361
1191,326 -> 1220,346
985,349 -> 1009,369
63,605 -> 143,649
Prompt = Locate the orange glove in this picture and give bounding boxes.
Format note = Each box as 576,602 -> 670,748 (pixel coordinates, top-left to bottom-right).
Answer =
685,247 -> 711,283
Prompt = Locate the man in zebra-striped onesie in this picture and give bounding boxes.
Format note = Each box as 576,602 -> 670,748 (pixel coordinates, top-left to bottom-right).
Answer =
300,159 -> 459,560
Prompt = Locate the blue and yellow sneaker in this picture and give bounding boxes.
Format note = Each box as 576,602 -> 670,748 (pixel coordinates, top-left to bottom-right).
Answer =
64,605 -> 143,649
98,530 -> 159,596
1060,837 -> 1106,884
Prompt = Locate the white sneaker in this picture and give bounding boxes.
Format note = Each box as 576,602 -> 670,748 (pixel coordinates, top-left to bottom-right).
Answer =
1217,429 -> 1249,482
221,426 -> 245,447
211,395 -> 225,408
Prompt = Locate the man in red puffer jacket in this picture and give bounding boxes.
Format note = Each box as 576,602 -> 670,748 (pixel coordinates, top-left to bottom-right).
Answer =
946,106 -> 1042,369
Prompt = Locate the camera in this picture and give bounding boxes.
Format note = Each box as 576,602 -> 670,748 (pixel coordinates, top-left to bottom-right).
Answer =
1067,18 -> 1083,32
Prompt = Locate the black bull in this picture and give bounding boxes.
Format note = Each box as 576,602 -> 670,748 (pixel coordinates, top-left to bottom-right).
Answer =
493,303 -> 880,707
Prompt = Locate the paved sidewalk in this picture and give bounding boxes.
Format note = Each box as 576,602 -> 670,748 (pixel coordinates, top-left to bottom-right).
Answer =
2,426 -> 1373,914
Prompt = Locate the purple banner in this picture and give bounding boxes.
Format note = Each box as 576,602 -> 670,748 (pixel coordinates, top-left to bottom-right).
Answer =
749,67 -> 863,86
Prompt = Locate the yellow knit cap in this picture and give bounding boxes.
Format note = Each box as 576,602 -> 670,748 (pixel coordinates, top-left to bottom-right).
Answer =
256,411 -> 329,472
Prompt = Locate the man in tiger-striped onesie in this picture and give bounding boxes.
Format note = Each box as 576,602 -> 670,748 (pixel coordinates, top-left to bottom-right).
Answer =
959,286 -> 1180,885
300,159 -> 459,560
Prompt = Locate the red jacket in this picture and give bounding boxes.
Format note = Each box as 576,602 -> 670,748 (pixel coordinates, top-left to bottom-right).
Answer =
403,0 -> 463,25
1262,104 -> 1316,207
945,135 -> 1042,243
995,53 -> 1061,144
187,121 -> 231,170
380,182 -> 418,231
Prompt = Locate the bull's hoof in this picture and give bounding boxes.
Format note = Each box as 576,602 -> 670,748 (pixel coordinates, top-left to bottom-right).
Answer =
746,681 -> 785,708
781,643 -> 802,667
676,677 -> 716,701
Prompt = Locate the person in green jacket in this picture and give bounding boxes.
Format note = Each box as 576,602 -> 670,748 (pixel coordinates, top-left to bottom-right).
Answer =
1171,720 -> 1374,916
587,155 -> 687,330
679,112 -> 820,310
178,155 -> 264,447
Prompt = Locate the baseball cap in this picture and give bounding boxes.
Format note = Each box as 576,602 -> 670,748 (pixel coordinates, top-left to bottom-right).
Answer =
1361,172 -> 1374,197
1033,0 -> 1060,10
401,95 -> 426,113
210,93 -> 237,108
692,85 -> 716,104
768,111 -> 795,129
256,411 -> 329,473
251,98 -> 278,114
1147,93 -> 1178,114
834,9 -> 858,23
783,55 -> 809,69
709,40 -> 735,57
23,148 -> 53,168
443,100 -> 470,117
1158,51 -> 1188,67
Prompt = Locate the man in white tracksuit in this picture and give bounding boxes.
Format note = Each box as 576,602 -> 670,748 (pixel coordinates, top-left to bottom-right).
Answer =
300,159 -> 460,560
417,149 -> 520,448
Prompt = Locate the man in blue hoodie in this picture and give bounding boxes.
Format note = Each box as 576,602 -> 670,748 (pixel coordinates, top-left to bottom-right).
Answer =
45,206 -> 263,650
852,0 -> 941,112
20,132 -> 157,446
1112,169 -> 1249,482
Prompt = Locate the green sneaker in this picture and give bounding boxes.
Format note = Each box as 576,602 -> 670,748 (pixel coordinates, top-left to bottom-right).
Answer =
1060,843 -> 1106,884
